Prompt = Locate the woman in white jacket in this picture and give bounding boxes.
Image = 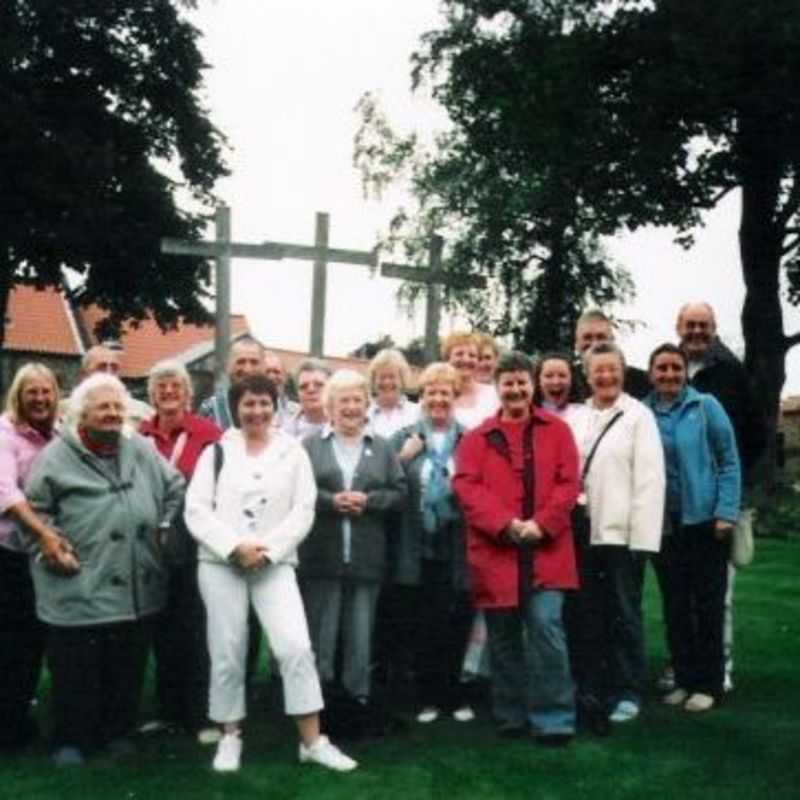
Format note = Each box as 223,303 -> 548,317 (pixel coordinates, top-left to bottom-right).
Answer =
185,374 -> 355,774
570,343 -> 665,728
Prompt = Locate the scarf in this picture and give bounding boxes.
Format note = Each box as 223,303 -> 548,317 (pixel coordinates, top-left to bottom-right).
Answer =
79,425 -> 120,457
420,418 -> 460,533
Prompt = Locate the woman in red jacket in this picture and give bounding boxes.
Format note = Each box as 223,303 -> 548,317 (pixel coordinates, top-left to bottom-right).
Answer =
453,351 -> 580,744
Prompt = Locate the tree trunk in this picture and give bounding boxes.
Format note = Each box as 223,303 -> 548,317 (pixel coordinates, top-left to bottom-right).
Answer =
0,255 -> 10,350
738,123 -> 785,491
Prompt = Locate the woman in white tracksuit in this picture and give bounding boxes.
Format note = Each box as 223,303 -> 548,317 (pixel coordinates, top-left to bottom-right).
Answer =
184,373 -> 355,774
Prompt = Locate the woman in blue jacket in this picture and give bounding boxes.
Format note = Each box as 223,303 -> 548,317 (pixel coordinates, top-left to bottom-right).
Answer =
645,344 -> 741,712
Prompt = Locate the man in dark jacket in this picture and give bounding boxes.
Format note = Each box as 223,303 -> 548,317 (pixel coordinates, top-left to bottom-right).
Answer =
573,310 -> 651,401
670,301 -> 766,693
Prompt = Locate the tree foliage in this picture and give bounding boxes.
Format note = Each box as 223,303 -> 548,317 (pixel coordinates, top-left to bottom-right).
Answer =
0,0 -> 228,343
354,83 -> 633,355
379,0 -> 800,478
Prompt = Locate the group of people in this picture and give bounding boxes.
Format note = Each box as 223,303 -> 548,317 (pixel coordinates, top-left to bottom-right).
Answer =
0,299 -> 764,773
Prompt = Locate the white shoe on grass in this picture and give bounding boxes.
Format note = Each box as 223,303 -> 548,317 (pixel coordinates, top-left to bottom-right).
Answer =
609,700 -> 640,723
416,706 -> 440,724
212,731 -> 242,772
452,705 -> 475,722
662,689 -> 689,706
299,735 -> 357,772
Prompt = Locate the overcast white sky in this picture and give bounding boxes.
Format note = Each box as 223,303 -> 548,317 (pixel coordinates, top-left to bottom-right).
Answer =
188,0 -> 800,393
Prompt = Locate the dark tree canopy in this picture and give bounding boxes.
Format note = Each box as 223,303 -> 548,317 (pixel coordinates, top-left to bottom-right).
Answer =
0,0 -> 228,343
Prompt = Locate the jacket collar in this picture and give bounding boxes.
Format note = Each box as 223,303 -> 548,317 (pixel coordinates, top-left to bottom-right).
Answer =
477,404 -> 554,436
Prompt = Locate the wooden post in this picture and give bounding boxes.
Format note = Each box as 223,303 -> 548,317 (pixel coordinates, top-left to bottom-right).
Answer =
424,235 -> 444,363
380,234 -> 486,362
214,206 -> 232,386
310,212 -> 329,357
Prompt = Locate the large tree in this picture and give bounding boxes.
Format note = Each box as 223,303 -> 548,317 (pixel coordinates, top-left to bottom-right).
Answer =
354,87 -> 633,354
411,0 -> 800,473
0,0 -> 227,346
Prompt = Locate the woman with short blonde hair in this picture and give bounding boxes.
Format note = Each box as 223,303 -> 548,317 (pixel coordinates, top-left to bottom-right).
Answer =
441,331 -> 498,431
367,350 -> 419,440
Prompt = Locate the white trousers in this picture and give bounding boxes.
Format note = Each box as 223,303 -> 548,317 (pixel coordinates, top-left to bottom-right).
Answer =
198,561 -> 323,722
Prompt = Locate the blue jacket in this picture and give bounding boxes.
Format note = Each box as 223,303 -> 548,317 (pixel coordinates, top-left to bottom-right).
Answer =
645,386 -> 741,525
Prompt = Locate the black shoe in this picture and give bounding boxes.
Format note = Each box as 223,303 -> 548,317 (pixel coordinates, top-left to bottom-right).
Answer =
496,720 -> 527,739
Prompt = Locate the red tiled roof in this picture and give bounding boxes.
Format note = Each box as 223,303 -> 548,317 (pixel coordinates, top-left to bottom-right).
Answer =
4,285 -> 83,357
78,305 -> 251,379
268,348 -> 370,378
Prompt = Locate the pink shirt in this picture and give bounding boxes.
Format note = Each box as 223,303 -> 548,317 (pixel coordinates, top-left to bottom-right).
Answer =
0,413 -> 54,551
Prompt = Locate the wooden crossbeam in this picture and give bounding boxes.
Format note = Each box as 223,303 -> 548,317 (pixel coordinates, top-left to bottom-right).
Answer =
379,235 -> 486,361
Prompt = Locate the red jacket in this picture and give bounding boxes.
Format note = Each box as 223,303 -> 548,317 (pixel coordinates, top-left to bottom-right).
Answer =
453,407 -> 579,608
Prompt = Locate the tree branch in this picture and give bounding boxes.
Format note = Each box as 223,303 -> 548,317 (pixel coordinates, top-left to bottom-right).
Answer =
776,179 -> 800,229
784,331 -> 800,352
781,234 -> 800,257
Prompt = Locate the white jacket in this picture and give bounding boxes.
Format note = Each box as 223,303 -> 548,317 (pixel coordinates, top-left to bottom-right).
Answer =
575,393 -> 665,552
184,427 -> 316,566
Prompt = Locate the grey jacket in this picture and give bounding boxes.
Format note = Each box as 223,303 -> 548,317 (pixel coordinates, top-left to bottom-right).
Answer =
25,428 -> 185,626
300,429 -> 407,582
389,421 -> 470,591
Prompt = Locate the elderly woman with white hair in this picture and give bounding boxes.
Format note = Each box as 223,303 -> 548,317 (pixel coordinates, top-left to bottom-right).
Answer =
139,359 -> 222,741
25,373 -> 185,766
300,369 -> 407,737
0,363 -> 75,751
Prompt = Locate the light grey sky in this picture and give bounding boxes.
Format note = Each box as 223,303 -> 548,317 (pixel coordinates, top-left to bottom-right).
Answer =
188,0 -> 800,394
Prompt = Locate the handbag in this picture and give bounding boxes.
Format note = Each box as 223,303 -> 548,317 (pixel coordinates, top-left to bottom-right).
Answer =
731,507 -> 755,568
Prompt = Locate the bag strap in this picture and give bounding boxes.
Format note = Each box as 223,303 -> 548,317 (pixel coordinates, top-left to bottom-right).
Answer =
581,410 -> 624,483
212,442 -> 224,510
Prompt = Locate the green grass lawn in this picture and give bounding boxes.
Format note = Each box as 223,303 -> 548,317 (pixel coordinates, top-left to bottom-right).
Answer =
4,537 -> 799,800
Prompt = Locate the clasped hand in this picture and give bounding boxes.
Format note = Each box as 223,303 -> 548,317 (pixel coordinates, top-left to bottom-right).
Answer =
39,529 -> 81,575
333,491 -> 368,516
506,518 -> 543,545
231,540 -> 270,571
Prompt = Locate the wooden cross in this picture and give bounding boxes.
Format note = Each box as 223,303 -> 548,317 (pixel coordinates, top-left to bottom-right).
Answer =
161,206 -> 377,382
380,234 -> 486,362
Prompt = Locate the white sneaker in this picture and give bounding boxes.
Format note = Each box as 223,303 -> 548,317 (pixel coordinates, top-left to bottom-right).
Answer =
212,732 -> 242,773
609,700 -> 640,723
197,726 -> 222,745
416,706 -> 440,724
452,705 -> 475,722
299,735 -> 357,772
662,688 -> 689,706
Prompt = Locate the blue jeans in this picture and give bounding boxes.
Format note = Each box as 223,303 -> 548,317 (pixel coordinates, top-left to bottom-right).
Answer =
485,590 -> 575,735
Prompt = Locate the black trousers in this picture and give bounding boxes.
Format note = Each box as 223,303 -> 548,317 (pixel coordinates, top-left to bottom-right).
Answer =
0,548 -> 44,749
413,559 -> 474,711
654,520 -> 729,697
47,619 -> 152,753
564,532 -> 647,710
152,561 -> 210,731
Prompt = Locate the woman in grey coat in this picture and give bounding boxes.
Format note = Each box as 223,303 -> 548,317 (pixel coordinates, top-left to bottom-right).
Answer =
300,369 -> 406,735
390,362 -> 474,724
25,373 -> 184,767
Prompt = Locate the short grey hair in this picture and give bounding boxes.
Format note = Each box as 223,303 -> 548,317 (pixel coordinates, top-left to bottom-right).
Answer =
147,359 -> 194,408
295,358 -> 331,381
582,341 -> 627,372
67,372 -> 129,427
